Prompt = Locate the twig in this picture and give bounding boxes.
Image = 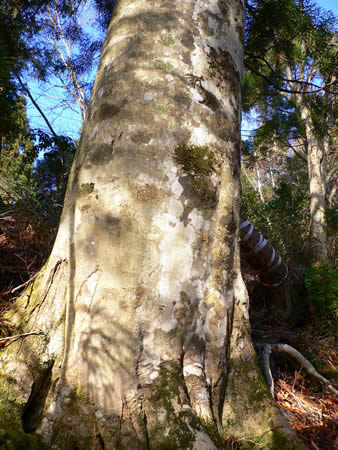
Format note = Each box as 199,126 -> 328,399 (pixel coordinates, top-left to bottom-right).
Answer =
0,331 -> 45,344
10,272 -> 39,294
0,272 -> 39,299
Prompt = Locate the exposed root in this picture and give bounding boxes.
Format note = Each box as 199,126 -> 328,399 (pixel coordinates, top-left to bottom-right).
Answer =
255,342 -> 338,396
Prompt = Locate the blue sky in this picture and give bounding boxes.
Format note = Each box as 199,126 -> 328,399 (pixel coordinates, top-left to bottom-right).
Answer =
25,0 -> 337,141
317,0 -> 337,11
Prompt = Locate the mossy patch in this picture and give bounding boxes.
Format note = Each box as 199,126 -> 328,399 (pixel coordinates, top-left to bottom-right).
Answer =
160,34 -> 175,47
153,60 -> 174,71
0,374 -> 48,450
174,143 -> 216,203
80,204 -> 90,212
174,144 -> 214,176
222,353 -> 306,449
154,104 -> 168,116
79,182 -> 95,196
0,428 -> 48,450
145,362 -> 202,449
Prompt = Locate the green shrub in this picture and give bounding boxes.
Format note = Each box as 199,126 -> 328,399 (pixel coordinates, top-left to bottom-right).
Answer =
305,262 -> 338,326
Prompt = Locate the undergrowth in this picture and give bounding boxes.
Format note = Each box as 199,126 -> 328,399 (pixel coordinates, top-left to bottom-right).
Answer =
305,261 -> 338,331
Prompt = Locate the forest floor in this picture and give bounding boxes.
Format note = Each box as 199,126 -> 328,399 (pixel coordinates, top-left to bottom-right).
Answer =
0,210 -> 337,449
250,289 -> 338,450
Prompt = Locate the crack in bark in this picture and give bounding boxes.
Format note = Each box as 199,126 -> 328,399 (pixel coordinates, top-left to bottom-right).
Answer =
59,266 -> 101,388
216,308 -> 234,424
24,281 -> 35,309
29,259 -> 67,326
132,327 -> 150,448
74,267 -> 101,307
141,401 -> 150,450
116,400 -> 125,449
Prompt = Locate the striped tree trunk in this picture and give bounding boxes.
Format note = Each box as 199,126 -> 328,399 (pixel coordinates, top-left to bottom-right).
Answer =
240,220 -> 301,322
240,220 -> 288,288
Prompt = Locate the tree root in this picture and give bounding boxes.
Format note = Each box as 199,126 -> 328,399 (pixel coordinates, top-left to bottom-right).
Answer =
255,342 -> 338,396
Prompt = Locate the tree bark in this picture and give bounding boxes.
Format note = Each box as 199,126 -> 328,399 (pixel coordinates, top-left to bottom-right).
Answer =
0,1 -> 304,448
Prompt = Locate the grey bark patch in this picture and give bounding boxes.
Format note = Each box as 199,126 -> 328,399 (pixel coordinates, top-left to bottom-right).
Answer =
131,131 -> 151,144
180,30 -> 194,50
141,11 -> 177,28
219,215 -> 232,226
89,144 -> 115,165
101,215 -> 121,236
79,237 -> 97,258
93,99 -> 128,123
97,103 -> 120,120
182,51 -> 191,66
180,203 -> 194,227
174,92 -> 191,108
172,128 -> 191,144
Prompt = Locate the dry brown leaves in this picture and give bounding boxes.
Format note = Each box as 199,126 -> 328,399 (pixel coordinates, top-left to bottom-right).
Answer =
276,370 -> 338,449
0,210 -> 56,294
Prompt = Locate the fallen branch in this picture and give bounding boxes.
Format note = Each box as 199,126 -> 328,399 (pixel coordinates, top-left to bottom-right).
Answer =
255,342 -> 338,396
0,331 -> 45,344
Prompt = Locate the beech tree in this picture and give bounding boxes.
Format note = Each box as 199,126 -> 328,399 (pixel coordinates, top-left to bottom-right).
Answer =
0,1 -> 304,448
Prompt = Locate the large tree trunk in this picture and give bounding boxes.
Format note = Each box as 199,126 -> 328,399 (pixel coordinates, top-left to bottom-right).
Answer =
0,1 -> 303,448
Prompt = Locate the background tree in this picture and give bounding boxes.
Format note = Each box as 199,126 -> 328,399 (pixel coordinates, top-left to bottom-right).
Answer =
244,0 -> 337,262
27,0 -> 106,129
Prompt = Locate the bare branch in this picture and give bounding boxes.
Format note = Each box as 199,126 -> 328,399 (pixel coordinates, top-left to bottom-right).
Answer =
245,60 -> 338,95
16,73 -> 58,137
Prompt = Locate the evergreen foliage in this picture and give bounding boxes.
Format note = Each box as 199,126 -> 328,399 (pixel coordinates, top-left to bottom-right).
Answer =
242,0 -> 337,263
305,262 -> 338,327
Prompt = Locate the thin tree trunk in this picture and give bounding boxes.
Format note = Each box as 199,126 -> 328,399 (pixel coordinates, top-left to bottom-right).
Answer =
285,65 -> 328,262
0,1 -> 303,448
255,163 -> 265,203
302,108 -> 328,261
